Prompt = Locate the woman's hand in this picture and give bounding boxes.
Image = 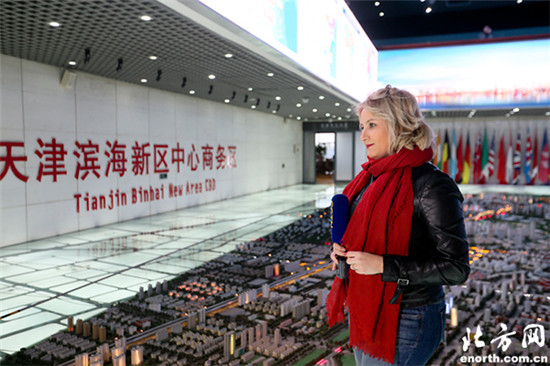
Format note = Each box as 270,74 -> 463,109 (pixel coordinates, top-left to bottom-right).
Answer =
330,242 -> 347,271
346,251 -> 384,275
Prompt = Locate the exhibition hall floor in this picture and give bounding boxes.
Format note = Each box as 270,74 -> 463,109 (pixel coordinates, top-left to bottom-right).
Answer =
0,184 -> 341,356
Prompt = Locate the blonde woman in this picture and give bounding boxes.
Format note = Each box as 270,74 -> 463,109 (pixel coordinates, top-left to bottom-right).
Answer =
327,85 -> 470,365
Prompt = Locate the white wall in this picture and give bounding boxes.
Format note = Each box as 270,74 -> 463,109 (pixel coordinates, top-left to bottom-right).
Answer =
0,55 -> 303,247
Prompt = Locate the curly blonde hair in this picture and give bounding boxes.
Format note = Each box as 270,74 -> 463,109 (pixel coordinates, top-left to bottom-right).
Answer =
355,85 -> 434,157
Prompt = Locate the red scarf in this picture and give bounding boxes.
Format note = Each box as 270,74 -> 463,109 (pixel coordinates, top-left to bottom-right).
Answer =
326,146 -> 433,364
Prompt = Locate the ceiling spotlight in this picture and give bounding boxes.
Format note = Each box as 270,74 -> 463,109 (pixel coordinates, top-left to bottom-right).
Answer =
318,95 -> 325,100
244,94 -> 248,103
512,107 -> 520,113
225,53 -> 233,58
296,103 -> 302,107
149,55 -> 158,60
231,91 -> 236,100
347,108 -> 352,112
189,90 -> 196,95
374,1 -> 380,6
116,58 -> 123,72
248,87 -> 254,91
68,60 -> 77,66
267,101 -> 271,109
224,99 -> 230,103
156,69 -> 162,81
517,0 -> 523,3
545,111 -> 550,116
334,102 -> 340,106
251,105 -> 256,109
312,108 -> 318,113
275,96 -> 281,101
379,11 -> 384,17
425,7 -> 432,13
181,77 -> 187,88
49,21 -> 61,28
297,116 -> 301,120
325,112 -> 331,117
267,72 -> 274,77
297,86 -> 304,90
140,15 -> 152,21
208,74 -> 216,80
84,48 -> 91,64
141,78 -> 147,83
272,110 -> 277,114
208,85 -> 214,94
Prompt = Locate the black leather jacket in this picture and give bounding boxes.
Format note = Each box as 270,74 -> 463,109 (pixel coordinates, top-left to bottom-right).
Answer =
381,162 -> 470,307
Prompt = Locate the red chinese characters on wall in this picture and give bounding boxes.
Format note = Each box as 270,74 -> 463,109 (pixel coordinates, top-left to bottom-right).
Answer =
0,138 -> 238,183
0,142 -> 28,182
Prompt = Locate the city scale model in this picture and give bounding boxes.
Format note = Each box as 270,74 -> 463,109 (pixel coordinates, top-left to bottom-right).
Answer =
3,193 -> 550,366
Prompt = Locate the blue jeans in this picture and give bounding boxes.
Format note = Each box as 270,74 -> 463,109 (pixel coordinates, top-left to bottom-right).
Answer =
354,300 -> 446,366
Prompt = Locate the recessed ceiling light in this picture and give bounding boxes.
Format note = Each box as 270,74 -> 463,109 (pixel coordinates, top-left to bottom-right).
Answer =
379,12 -> 384,17
251,105 -> 257,109
267,72 -> 274,77
208,74 -> 216,80
189,90 -> 196,95
334,102 -> 340,106
140,15 -> 152,21
141,78 -> 147,83
248,87 -> 254,91
325,113 -> 331,117
545,111 -> 550,116
225,53 -> 233,58
149,55 -> 157,60
347,108 -> 352,112
338,117 -> 342,120
68,61 -> 76,66
275,96 -> 281,101
374,1 -> 380,6
49,21 -> 61,27
296,103 -> 302,107
297,116 -> 301,120
425,7 -> 432,13
272,110 -> 277,114
297,86 -> 304,90
517,0 -> 523,3
224,99 -> 230,103
312,108 -> 318,112
318,95 -> 325,100
512,107 -> 520,113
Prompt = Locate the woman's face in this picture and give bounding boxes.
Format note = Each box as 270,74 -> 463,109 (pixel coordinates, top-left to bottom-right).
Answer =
359,109 -> 391,160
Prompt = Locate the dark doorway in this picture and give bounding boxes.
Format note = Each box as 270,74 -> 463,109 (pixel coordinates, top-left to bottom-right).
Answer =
315,133 -> 335,184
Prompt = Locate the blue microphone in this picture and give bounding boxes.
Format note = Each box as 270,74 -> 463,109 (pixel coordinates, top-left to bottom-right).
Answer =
331,194 -> 350,279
